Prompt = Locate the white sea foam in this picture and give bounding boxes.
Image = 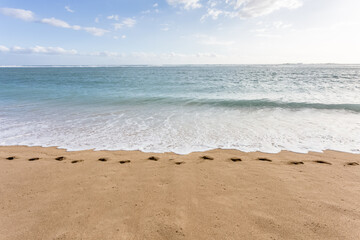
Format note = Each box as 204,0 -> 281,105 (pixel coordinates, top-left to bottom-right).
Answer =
0,106 -> 359,154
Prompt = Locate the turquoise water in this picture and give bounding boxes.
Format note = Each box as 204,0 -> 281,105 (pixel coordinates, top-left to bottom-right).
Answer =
0,65 -> 359,153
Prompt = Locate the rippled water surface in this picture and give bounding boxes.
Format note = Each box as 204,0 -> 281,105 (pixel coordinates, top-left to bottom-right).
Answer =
0,65 -> 359,153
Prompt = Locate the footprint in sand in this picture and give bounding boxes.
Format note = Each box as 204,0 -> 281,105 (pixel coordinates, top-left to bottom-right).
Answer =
119,160 -> 131,164
98,158 -> 108,162
28,158 -> 40,161
6,156 -> 16,160
175,161 -> 185,165
55,156 -> 65,161
201,156 -> 214,160
313,160 -> 332,165
345,162 -> 359,166
230,158 -> 242,162
148,156 -> 159,161
258,158 -> 272,162
71,160 -> 84,164
289,161 -> 304,165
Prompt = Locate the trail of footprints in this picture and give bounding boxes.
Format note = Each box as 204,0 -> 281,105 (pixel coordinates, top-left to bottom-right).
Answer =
2,155 -> 359,167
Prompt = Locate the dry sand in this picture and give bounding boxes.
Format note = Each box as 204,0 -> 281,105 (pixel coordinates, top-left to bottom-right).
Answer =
0,146 -> 360,240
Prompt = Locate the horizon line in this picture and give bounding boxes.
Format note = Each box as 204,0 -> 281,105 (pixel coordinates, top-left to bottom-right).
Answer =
1,63 -> 360,68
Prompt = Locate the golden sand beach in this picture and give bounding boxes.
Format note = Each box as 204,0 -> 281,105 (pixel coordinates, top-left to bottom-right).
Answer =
0,146 -> 360,239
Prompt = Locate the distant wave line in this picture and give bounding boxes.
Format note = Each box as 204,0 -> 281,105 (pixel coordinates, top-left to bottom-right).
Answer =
106,96 -> 360,112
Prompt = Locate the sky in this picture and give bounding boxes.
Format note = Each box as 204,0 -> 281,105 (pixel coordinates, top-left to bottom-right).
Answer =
1,0 -> 360,65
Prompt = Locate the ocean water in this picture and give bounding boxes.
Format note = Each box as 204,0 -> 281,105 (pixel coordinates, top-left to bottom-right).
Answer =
0,65 -> 359,154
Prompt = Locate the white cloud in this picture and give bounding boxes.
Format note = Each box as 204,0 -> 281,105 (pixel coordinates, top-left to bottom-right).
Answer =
112,35 -> 126,40
31,46 -> 77,54
0,44 -> 222,64
0,45 -> 10,52
208,0 -> 217,8
166,0 -> 202,10
161,24 -> 170,31
41,17 -> 72,28
196,52 -> 218,58
65,6 -> 74,13
201,0 -> 302,20
141,10 -> 151,14
122,18 -> 136,27
228,0 -> 303,18
83,27 -> 109,36
95,17 -> 99,23
107,15 -> 120,21
72,25 -> 82,30
201,8 -> 224,21
113,18 -> 136,30
1,7 -> 107,36
40,18 -> 108,36
90,51 -> 125,57
141,6 -> 160,15
0,45 -> 77,55
0,7 -> 35,21
89,51 -> 219,60
113,23 -> 122,30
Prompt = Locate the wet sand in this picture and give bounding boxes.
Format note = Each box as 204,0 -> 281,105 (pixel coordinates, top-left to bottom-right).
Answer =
0,146 -> 360,240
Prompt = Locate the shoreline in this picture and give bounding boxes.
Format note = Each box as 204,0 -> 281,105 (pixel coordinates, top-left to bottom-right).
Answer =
1,144 -> 360,156
1,145 -> 360,239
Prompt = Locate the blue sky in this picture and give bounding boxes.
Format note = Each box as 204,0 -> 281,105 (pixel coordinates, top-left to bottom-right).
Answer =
1,0 -> 360,65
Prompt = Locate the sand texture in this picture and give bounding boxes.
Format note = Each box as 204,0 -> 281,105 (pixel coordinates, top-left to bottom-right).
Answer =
1,146 -> 360,240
